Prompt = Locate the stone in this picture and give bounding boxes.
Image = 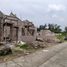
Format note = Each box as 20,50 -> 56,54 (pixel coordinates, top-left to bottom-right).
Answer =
37,30 -> 60,43
36,37 -> 44,42
0,45 -> 12,56
17,41 -> 26,46
32,41 -> 46,48
0,48 -> 12,56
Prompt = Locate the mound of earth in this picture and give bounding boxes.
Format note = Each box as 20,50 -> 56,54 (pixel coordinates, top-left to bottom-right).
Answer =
37,30 -> 60,43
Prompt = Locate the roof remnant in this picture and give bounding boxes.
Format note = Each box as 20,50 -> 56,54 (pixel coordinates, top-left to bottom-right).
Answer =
10,12 -> 16,17
0,11 -> 4,17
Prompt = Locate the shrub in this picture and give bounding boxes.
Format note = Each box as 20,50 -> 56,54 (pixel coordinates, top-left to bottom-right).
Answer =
0,48 -> 12,56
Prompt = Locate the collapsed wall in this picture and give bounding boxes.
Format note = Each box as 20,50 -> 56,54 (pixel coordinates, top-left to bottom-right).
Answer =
37,30 -> 60,43
0,11 -> 37,43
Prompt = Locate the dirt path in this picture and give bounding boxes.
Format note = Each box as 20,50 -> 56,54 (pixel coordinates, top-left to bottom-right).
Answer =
0,42 -> 67,67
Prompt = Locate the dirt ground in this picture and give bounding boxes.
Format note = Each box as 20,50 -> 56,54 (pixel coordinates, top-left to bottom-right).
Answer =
0,42 -> 59,63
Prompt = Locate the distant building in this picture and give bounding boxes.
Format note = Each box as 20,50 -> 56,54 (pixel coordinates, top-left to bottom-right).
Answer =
0,11 -> 37,43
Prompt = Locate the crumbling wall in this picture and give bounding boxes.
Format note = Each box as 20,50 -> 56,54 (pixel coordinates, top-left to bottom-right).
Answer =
37,30 -> 60,43
0,11 -> 37,43
22,36 -> 36,43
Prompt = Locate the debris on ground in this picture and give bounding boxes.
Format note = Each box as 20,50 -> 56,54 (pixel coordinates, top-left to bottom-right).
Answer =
17,41 -> 26,46
0,30 -> 62,63
37,30 -> 60,43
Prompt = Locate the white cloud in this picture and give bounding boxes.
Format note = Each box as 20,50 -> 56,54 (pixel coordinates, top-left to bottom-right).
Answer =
48,4 -> 66,12
59,17 -> 64,22
52,14 -> 58,18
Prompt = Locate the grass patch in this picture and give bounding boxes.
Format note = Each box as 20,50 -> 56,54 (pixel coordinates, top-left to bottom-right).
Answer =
20,44 -> 29,50
56,32 -> 67,42
17,43 -> 34,50
56,34 -> 64,41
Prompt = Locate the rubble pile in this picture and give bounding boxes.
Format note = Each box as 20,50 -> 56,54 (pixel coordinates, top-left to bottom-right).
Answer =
37,30 -> 60,43
32,30 -> 60,48
32,41 -> 47,48
0,42 -> 12,56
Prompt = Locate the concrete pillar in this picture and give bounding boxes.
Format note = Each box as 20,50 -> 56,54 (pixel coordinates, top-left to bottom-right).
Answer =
10,24 -> 14,42
18,27 -> 22,41
34,27 -> 37,37
16,27 -> 18,42
0,18 -> 4,42
25,28 -> 28,36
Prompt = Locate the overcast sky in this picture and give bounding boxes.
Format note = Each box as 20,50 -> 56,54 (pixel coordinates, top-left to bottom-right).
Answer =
0,0 -> 67,29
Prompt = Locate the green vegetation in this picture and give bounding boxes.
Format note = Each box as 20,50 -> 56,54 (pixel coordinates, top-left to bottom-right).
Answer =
37,23 -> 67,42
20,44 -> 29,50
56,32 -> 67,42
56,34 -> 64,42
0,48 -> 12,56
17,43 -> 34,50
37,24 -> 62,33
48,24 -> 62,33
37,24 -> 47,31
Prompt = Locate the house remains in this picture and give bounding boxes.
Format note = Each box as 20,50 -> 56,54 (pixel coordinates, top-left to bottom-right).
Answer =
37,30 -> 60,43
0,11 -> 37,43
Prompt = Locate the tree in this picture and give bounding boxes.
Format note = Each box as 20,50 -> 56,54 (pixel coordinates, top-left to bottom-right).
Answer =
48,24 -> 62,33
65,26 -> 67,32
48,24 -> 54,31
37,24 -> 47,31
37,23 -> 62,33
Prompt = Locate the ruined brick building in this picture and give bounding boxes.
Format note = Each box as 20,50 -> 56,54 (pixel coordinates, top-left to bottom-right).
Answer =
0,11 -> 37,43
